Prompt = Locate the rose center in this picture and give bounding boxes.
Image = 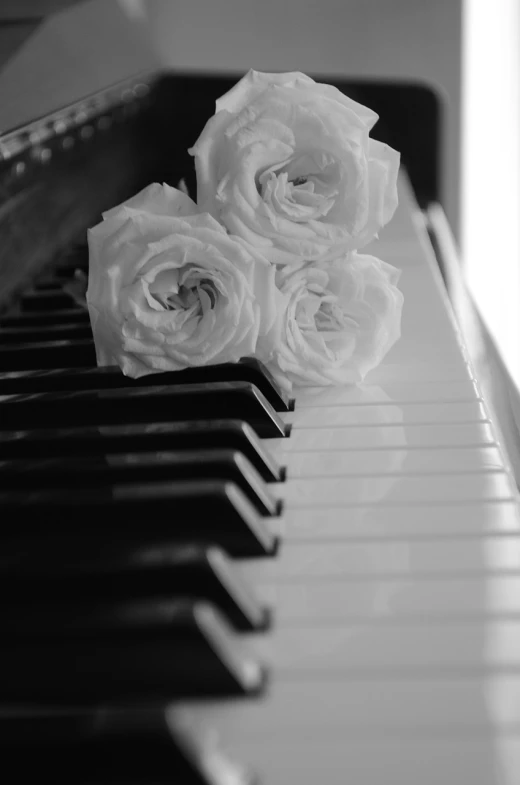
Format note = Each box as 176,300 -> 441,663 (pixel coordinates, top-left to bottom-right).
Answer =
150,273 -> 218,313
315,300 -> 359,332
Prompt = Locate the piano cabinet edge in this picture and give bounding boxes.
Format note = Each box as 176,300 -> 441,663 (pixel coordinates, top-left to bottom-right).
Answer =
426,201 -> 520,491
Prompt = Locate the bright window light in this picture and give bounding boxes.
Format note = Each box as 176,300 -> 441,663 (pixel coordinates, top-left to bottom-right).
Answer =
462,0 -> 520,383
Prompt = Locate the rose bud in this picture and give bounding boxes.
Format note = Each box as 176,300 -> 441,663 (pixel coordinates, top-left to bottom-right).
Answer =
259,252 -> 403,390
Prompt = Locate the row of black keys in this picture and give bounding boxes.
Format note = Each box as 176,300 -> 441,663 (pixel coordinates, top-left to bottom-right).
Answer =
0,706 -> 249,784
0,386 -> 283,692
0,256 -> 286,783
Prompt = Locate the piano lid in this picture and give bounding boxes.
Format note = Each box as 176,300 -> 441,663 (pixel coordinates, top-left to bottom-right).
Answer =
0,0 -> 159,133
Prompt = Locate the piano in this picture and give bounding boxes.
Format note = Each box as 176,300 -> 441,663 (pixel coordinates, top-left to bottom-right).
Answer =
1,67 -> 520,785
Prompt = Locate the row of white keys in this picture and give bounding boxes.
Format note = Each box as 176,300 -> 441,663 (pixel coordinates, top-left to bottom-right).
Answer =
176,176 -> 520,784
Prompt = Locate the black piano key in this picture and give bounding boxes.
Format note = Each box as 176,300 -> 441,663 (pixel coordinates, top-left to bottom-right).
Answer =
54,250 -> 89,277
0,381 -> 289,437
33,277 -> 71,289
0,358 -> 293,411
20,288 -> 76,311
0,449 -> 281,517
0,599 -> 266,702
0,543 -> 268,632
0,480 -> 278,557
0,707 -> 251,785
0,308 -> 90,327
0,337 -> 97,369
0,419 -> 282,481
0,322 -> 92,343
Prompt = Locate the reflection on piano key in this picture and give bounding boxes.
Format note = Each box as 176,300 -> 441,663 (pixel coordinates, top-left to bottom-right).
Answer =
286,400 -> 487,427
285,446 -> 506,477
259,575 -> 520,621
277,472 -> 514,507
275,500 -> 520,539
268,421 -> 496,451
296,379 -> 482,406
240,537 -> 520,581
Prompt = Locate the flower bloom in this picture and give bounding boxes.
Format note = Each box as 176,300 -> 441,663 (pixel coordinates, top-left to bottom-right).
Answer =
190,69 -> 400,266
259,252 -> 403,389
86,183 -> 281,378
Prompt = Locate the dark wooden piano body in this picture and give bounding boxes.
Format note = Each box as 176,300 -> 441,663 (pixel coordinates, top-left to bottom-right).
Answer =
0,71 -> 439,308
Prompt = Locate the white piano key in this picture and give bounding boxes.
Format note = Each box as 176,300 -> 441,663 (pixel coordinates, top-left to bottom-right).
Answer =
247,620 -> 520,673
286,446 -> 506,478
232,736 -> 520,785
240,537 -> 520,582
259,576 -> 520,621
274,500 -> 520,540
178,174 -> 520,784
176,675 -> 520,736
286,400 -> 487,428
267,421 -> 497,452
388,271 -> 460,321
367,361 -> 475,383
364,237 -> 428,267
399,265 -> 459,314
296,379 -> 481,406
366,174 -> 420,243
276,472 -> 514,507
386,336 -> 470,367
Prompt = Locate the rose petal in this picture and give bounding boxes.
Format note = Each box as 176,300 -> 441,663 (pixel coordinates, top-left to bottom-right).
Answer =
87,183 -> 281,379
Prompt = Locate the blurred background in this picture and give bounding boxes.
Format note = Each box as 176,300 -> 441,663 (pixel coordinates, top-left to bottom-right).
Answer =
0,0 -> 518,386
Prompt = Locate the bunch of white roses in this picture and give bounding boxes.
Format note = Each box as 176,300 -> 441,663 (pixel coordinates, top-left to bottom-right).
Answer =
87,70 -> 404,391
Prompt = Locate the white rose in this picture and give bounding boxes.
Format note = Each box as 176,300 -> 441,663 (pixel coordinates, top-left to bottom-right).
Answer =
260,252 -> 403,389
86,183 -> 281,378
189,70 -> 400,266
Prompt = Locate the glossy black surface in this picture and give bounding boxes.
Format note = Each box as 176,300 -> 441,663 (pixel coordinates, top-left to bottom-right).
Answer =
0,599 -> 265,702
0,322 -> 93,343
0,418 -> 282,481
0,358 -> 293,411
0,308 -> 91,326
0,337 -> 97,368
0,707 -> 242,785
0,543 -> 268,632
0,380 -> 288,437
0,479 -> 277,557
0,448 -> 280,516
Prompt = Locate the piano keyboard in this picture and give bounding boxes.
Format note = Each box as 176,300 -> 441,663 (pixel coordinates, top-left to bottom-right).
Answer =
174,176 -> 520,784
1,172 -> 519,784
